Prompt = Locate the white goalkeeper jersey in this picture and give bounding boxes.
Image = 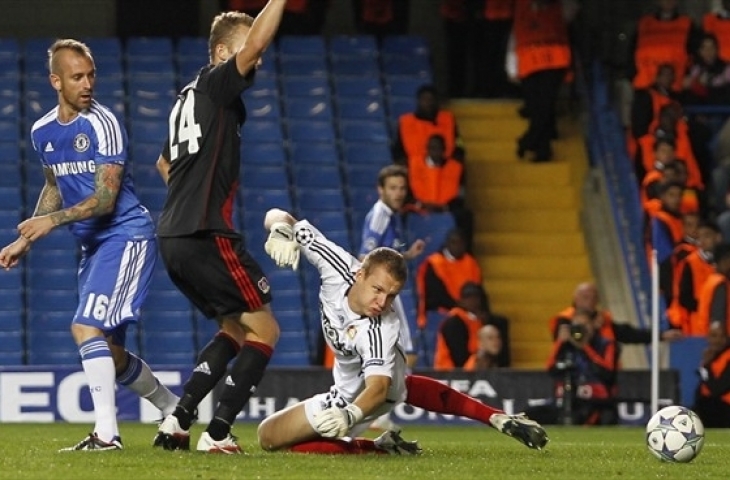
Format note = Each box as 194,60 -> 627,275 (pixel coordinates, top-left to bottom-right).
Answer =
294,220 -> 408,404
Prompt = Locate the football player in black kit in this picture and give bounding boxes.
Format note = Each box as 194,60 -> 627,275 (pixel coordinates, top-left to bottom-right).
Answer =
153,0 -> 293,453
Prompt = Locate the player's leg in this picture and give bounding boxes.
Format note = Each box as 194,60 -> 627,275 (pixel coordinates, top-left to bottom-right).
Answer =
404,374 -> 549,450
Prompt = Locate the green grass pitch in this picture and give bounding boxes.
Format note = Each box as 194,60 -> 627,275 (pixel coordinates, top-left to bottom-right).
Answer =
0,424 -> 728,480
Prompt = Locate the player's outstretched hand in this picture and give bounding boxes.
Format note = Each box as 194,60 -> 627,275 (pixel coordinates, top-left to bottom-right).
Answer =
0,238 -> 31,270
265,222 -> 300,270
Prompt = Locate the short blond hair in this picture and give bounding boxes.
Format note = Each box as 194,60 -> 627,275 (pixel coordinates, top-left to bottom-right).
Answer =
361,247 -> 407,285
48,39 -> 93,74
208,11 -> 255,61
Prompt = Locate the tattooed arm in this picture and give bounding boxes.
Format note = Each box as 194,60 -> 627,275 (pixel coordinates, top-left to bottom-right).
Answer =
18,164 -> 123,242
32,167 -> 63,216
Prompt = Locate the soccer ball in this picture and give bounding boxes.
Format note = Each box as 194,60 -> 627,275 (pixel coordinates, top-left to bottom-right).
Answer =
646,405 -> 705,463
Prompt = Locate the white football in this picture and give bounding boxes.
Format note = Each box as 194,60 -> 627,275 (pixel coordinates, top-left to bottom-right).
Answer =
646,405 -> 705,463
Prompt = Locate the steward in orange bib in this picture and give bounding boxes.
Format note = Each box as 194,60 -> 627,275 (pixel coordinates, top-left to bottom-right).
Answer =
693,321 -> 730,427
393,84 -> 465,164
645,181 -> 685,265
513,0 -> 571,163
703,0 -> 730,63
628,0 -> 699,91
353,0 -> 410,37
696,244 -> 730,338
433,283 -> 488,370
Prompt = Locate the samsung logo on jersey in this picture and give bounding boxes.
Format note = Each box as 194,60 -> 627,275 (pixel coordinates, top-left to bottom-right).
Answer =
51,160 -> 96,177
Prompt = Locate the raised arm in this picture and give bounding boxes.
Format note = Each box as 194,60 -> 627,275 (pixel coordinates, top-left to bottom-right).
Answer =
235,0 -> 287,77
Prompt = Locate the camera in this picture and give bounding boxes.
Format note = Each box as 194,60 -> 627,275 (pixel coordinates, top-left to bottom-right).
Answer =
570,324 -> 587,341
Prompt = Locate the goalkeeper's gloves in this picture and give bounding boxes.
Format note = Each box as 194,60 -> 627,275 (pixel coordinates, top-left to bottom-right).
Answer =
265,222 -> 300,270
313,404 -> 364,438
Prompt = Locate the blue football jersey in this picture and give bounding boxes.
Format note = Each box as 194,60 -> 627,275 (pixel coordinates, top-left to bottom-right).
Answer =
30,100 -> 154,246
358,200 -> 406,257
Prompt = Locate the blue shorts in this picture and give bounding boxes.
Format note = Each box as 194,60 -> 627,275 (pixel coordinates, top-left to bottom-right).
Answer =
74,239 -> 156,343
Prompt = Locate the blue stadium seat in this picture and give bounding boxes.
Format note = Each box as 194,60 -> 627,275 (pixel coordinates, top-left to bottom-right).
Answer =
292,164 -> 341,189
0,76 -> 19,97
385,75 -> 426,98
149,263 -> 176,291
279,36 -> 326,57
129,120 -> 168,144
282,76 -> 330,97
339,119 -> 389,142
140,310 -> 194,333
196,313 -> 219,343
92,71 -> 124,96
129,96 -> 174,120
178,57 -> 205,83
0,330 -> 22,352
406,211 -> 456,263
142,332 -> 196,365
0,95 -> 20,121
177,36 -> 208,60
95,95 -> 126,122
240,188 -> 293,212
26,310 -> 72,331
265,269 -> 302,291
334,76 -> 383,98
126,57 -> 177,79
284,97 -> 333,121
126,37 -> 174,59
296,188 -> 346,212
0,209 -> 20,229
84,37 -> 122,59
271,289 -> 304,313
240,166 -> 290,190
137,187 -> 167,213
129,144 -> 164,172
289,142 -> 339,165
125,323 -> 141,355
24,75 -> 52,98
0,38 -> 20,62
336,97 -> 386,121
347,185 -> 379,213
329,35 -> 378,58
381,35 -> 430,57
0,58 -> 19,80
0,289 -> 22,311
275,328 -> 309,351
27,331 -> 79,365
28,228 -> 78,250
24,95 -> 56,122
241,119 -> 284,143
0,265 -> 21,289
127,77 -> 177,100
344,163 -> 384,188
342,141 -> 391,165
331,57 -> 380,77
144,289 -> 192,313
0,351 -> 23,365
133,164 -> 165,192
287,120 -> 335,142
269,350 -> 310,367
27,289 -> 78,312
244,75 -> 279,98
245,95 -> 281,120
240,142 -> 287,166
0,187 -> 19,206
382,54 -> 432,77
280,56 -> 328,77
27,268 -> 77,291
387,95 -> 413,122
0,121 -> 18,142
303,210 -> 349,233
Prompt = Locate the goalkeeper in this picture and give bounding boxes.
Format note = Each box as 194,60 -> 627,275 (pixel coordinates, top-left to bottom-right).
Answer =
256,208 -> 549,454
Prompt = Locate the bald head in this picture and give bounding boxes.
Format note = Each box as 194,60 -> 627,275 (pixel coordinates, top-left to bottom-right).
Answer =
477,324 -> 502,356
573,282 -> 599,313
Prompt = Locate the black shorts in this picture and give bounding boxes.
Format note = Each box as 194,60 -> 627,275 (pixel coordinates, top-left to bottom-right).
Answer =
159,233 -> 272,319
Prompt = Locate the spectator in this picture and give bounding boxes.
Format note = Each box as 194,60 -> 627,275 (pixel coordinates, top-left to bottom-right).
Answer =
627,0 -> 700,92
549,282 -> 681,345
702,0 -> 730,63
639,138 -> 678,206
512,0 -> 572,163
693,320 -> 730,428
406,133 -> 473,245
433,282 -> 510,370
645,181 -> 686,265
463,325 -> 505,371
668,220 -> 722,335
392,84 -> 465,164
352,0 -> 410,37
659,210 -> 700,308
440,0 -> 514,99
682,33 -> 730,105
547,310 -> 619,425
225,0 -> 330,35
696,243 -> 730,337
415,228 -> 482,330
643,161 -> 700,217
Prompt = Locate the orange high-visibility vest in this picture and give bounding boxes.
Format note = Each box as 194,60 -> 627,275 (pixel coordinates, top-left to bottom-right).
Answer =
361,0 -> 393,24
703,13 -> 730,62
697,273 -> 730,337
484,0 -> 514,20
633,15 -> 692,91
646,88 -> 678,133
652,209 -> 685,245
548,306 -> 616,341
399,110 -> 457,160
673,251 -> 716,335
513,0 -> 571,79
665,242 -> 699,329
407,156 -> 463,206
699,347 -> 730,404
416,252 -> 482,328
433,307 -> 482,370
440,0 -> 466,21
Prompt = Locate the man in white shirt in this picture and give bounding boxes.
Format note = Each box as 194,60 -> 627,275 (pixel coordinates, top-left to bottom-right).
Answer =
256,208 -> 549,454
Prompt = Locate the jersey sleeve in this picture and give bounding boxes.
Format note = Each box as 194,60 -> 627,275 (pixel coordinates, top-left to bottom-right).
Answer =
29,130 -> 48,167
88,105 -> 127,165
294,220 -> 358,287
199,57 -> 254,106
358,207 -> 387,257
354,315 -> 400,379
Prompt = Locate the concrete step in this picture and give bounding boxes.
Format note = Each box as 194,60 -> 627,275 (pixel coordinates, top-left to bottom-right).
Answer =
480,255 -> 592,280
474,209 -> 582,233
470,186 -> 580,210
511,340 -> 553,368
466,160 -> 574,187
474,232 -> 587,255
484,278 -> 582,304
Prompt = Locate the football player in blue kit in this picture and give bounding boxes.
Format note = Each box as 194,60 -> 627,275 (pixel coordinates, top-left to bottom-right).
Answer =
0,39 -> 178,451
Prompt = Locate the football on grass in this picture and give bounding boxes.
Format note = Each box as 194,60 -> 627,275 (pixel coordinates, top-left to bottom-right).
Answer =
646,405 -> 704,463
